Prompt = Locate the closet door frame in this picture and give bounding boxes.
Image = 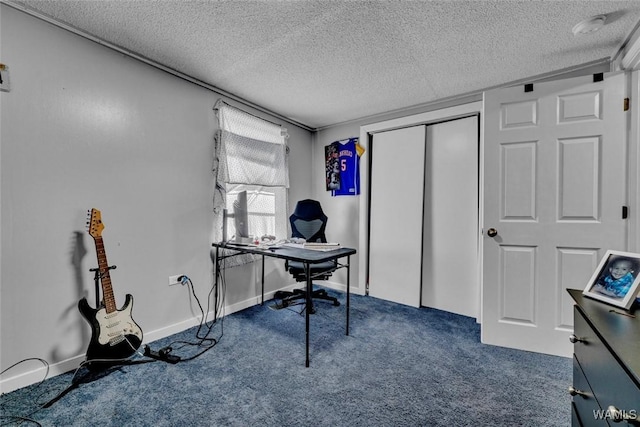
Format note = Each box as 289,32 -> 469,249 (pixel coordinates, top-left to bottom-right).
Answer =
358,101 -> 483,316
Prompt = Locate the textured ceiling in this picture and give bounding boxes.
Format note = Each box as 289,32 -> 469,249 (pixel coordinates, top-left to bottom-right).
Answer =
8,0 -> 640,129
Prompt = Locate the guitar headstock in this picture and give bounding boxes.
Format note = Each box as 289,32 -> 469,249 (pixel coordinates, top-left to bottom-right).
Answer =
87,208 -> 104,239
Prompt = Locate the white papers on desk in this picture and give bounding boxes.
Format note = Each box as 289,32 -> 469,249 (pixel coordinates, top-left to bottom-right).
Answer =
282,242 -> 341,251
225,242 -> 259,248
281,242 -> 305,249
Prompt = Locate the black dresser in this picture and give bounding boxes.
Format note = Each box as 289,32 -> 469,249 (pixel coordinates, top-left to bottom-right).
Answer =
568,289 -> 640,426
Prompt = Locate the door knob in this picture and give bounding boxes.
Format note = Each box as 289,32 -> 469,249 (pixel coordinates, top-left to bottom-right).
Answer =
569,334 -> 585,344
487,228 -> 498,237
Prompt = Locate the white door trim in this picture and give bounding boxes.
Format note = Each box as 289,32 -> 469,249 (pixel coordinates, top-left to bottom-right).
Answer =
630,71 -> 640,252
358,101 -> 484,319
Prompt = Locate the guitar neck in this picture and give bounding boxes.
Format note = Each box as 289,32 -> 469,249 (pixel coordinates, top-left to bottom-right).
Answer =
94,236 -> 117,313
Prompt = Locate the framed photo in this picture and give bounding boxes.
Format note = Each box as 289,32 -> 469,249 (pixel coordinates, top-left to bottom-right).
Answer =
583,250 -> 640,310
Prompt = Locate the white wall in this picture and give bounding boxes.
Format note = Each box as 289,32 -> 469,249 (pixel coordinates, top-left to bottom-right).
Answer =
309,129 -> 361,291
0,5 -> 313,391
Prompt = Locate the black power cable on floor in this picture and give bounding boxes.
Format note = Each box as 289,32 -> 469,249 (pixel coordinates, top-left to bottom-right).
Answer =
156,270 -> 225,363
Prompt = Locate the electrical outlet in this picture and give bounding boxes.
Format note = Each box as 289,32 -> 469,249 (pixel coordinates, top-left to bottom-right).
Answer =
168,275 -> 184,286
0,64 -> 10,93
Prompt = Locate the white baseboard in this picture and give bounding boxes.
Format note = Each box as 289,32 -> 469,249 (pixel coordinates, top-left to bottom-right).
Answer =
0,354 -> 87,396
0,283 -> 360,394
317,280 -> 366,296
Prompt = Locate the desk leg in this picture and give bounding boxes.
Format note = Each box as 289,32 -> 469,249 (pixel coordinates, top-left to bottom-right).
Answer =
214,246 -> 220,320
305,262 -> 311,368
346,254 -> 350,336
261,255 -> 265,306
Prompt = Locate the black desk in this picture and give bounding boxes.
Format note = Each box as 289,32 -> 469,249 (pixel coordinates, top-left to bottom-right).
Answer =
211,242 -> 357,367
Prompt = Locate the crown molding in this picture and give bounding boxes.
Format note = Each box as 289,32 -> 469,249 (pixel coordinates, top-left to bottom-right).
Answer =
1,0 -> 315,132
614,18 -> 640,71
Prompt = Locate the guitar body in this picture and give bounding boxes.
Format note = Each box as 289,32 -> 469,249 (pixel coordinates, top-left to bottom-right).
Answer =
79,294 -> 143,361
81,208 -> 144,363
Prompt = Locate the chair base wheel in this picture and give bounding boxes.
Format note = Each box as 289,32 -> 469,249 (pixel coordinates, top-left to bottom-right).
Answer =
272,286 -> 339,313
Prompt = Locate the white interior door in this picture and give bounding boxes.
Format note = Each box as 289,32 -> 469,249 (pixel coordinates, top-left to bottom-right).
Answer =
482,72 -> 628,357
369,125 -> 426,307
421,116 -> 479,317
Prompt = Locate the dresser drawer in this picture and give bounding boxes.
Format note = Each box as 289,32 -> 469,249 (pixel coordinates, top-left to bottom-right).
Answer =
572,355 -> 607,426
574,307 -> 640,420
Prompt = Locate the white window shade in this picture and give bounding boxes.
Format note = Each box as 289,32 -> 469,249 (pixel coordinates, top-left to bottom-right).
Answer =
216,100 -> 289,187
218,130 -> 289,187
217,101 -> 287,144
212,101 -> 290,264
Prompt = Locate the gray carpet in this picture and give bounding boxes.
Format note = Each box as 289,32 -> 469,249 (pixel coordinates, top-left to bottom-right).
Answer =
0,292 -> 571,426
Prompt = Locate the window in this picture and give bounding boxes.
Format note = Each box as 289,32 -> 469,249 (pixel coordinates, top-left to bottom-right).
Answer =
224,185 -> 287,241
213,100 -> 289,250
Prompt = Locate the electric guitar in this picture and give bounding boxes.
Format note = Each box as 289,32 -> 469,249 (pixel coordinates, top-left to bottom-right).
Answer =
78,208 -> 143,361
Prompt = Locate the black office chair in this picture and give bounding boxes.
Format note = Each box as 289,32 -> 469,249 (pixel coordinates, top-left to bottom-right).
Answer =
273,199 -> 340,313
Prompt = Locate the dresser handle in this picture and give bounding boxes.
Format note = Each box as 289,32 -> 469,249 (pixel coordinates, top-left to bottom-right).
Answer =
607,405 -> 640,424
568,386 -> 587,397
569,334 -> 585,344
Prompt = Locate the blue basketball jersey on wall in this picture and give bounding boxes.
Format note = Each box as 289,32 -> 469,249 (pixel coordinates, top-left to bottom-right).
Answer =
331,137 -> 362,196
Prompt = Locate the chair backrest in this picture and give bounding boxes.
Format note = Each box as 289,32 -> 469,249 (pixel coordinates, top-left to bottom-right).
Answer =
290,199 -> 327,243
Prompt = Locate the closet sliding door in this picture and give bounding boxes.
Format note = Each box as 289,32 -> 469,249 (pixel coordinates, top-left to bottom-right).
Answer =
368,125 -> 426,307
421,116 -> 479,317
